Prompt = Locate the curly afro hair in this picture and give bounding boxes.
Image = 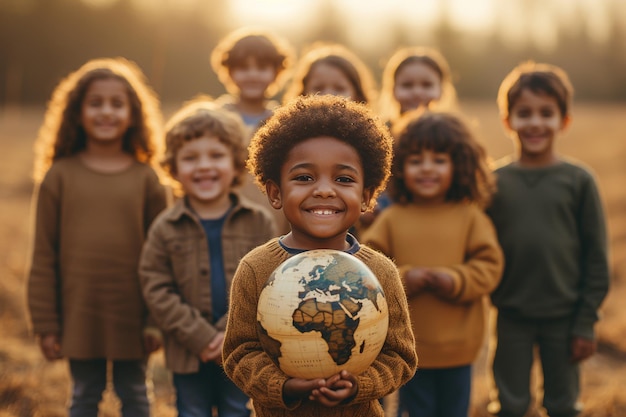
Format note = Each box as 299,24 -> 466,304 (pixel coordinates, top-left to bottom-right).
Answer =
389,110 -> 496,208
247,95 -> 393,209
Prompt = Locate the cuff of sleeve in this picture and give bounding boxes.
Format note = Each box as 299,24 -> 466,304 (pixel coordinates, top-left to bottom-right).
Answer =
33,323 -> 61,336
270,378 -> 300,410
187,323 -> 217,355
572,318 -> 596,340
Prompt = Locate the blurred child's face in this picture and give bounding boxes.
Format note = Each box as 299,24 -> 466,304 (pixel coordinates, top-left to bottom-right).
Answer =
393,62 -> 442,113
403,149 -> 453,205
229,57 -> 277,102
266,136 -> 371,251
175,136 -> 236,216
304,62 -> 357,101
506,89 -> 569,164
81,78 -> 132,145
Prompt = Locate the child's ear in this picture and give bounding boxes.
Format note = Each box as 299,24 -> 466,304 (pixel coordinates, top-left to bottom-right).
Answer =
361,188 -> 374,212
561,115 -> 572,131
266,180 -> 283,210
502,117 -> 512,131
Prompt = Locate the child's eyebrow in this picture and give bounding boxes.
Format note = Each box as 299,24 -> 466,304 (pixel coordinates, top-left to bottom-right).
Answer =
287,163 -> 314,173
287,163 -> 360,174
336,164 -> 360,174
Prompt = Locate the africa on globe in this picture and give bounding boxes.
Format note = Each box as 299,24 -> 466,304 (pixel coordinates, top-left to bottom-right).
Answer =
256,249 -> 389,379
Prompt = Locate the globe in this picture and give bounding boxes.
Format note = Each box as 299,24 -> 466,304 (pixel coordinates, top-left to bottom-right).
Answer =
256,249 -> 389,379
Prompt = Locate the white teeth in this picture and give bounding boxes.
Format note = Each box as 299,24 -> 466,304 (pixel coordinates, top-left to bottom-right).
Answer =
311,209 -> 336,215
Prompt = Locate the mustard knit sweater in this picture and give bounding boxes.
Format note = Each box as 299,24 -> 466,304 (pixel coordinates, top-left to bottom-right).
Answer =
223,238 -> 417,417
362,202 -> 503,368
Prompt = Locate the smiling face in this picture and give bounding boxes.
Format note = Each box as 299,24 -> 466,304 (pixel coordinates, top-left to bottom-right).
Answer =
403,149 -> 453,205
266,136 -> 371,251
229,57 -> 277,102
304,62 -> 358,101
175,136 -> 237,218
393,61 -> 442,114
80,78 -> 132,146
506,89 -> 570,166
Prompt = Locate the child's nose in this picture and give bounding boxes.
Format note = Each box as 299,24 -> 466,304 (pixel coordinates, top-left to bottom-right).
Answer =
197,155 -> 213,168
421,159 -> 435,170
101,103 -> 115,114
313,179 -> 336,197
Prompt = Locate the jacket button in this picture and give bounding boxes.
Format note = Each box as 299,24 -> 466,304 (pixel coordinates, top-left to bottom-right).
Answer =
200,268 -> 208,275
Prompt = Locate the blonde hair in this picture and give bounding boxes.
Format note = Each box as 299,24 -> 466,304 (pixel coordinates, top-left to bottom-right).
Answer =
210,27 -> 294,97
162,97 -> 248,196
378,46 -> 457,123
32,57 -> 163,183
282,42 -> 377,105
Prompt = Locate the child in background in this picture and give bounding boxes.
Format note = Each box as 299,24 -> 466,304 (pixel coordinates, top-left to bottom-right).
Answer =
139,98 -> 276,417
378,46 -> 457,126
362,110 -> 503,417
487,62 -> 610,417
281,42 -> 377,105
210,26 -> 294,236
27,57 -> 168,417
222,95 -> 417,417
363,47 -> 458,230
210,26 -> 294,133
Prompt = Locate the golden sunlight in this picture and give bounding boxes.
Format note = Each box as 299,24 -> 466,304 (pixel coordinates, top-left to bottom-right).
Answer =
81,0 -> 119,8
227,0 -> 318,30
446,0 -> 495,32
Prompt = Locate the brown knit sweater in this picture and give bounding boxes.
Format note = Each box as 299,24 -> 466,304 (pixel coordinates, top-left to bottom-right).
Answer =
223,238 -> 417,417
362,202 -> 503,368
27,156 -> 168,359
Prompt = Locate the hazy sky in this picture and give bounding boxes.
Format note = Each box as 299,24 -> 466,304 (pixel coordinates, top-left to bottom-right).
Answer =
71,0 -> 626,50
75,0 -> 624,53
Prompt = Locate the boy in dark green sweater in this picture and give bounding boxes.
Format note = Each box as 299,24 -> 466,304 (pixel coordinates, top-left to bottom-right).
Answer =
487,61 -> 610,417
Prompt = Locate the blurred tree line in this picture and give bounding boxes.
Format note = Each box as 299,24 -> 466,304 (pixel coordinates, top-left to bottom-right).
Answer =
1,0 -> 626,108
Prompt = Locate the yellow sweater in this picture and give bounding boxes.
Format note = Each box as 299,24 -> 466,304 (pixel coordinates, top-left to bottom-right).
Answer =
223,238 -> 417,417
362,202 -> 503,368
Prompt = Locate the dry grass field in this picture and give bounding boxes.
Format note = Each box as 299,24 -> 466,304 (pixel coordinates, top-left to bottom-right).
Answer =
1,101 -> 625,416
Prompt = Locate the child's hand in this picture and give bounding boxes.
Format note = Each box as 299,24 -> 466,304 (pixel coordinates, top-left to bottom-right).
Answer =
39,333 -> 62,361
199,331 -> 224,364
404,267 -> 433,296
142,330 -> 162,355
570,336 -> 596,363
310,370 -> 358,407
283,377 -> 326,405
429,271 -> 455,297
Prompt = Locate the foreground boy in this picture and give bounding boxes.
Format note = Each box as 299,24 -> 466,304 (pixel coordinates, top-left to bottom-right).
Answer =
222,95 -> 417,417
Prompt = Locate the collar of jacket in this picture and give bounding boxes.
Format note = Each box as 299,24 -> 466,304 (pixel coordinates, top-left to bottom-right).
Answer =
164,191 -> 256,223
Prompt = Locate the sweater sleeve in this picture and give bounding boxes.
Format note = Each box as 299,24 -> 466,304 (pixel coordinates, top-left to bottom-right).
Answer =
572,173 -> 610,339
349,251 -> 417,403
222,258 -> 294,410
138,221 -> 217,354
436,209 -> 504,303
27,176 -> 62,335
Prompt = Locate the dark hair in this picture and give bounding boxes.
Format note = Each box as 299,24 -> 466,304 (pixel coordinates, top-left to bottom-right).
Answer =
497,61 -> 573,119
210,27 -> 294,97
282,43 -> 376,104
162,97 -> 248,193
389,110 -> 495,208
33,57 -> 162,183
248,95 -> 393,209
379,46 -> 457,122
